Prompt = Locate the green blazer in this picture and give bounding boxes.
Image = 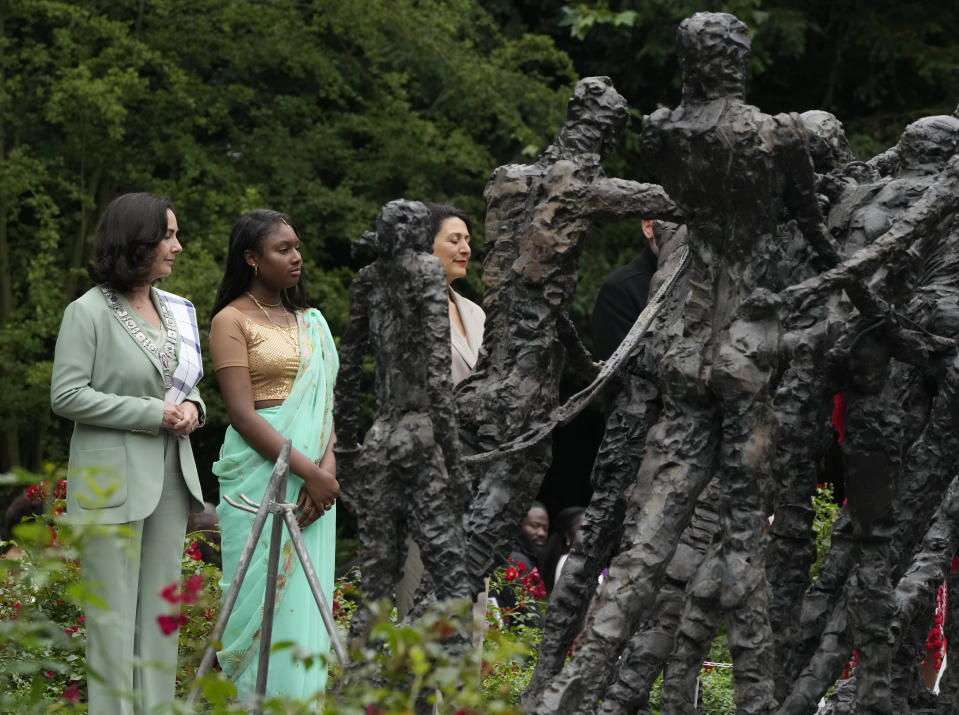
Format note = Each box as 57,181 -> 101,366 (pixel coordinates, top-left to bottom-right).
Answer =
51,286 -> 205,524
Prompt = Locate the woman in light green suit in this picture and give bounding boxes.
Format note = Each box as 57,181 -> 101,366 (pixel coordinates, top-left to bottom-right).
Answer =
51,193 -> 206,714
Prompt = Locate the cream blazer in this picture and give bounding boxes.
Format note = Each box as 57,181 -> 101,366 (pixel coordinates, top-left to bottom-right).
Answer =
449,287 -> 485,386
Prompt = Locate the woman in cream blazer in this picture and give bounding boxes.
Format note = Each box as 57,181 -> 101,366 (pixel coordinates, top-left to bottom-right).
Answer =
448,287 -> 485,385
51,193 -> 205,714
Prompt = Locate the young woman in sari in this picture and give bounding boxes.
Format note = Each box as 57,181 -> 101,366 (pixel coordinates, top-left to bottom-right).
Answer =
209,209 -> 339,702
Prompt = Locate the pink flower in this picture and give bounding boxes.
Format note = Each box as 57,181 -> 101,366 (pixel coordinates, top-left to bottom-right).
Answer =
157,613 -> 188,635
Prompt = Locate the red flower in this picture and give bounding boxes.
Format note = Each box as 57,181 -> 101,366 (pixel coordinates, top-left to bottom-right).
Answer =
515,560 -> 526,574
186,541 -> 203,561
62,684 -> 80,702
160,582 -> 180,604
521,567 -> 547,599
504,567 -> 520,581
160,575 -> 204,605
157,612 -> 188,635
25,482 -> 48,502
433,617 -> 455,639
54,480 -> 67,500
181,574 -> 204,603
842,650 -> 858,679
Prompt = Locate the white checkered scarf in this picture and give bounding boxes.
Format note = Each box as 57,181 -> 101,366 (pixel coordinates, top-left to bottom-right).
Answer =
156,289 -> 203,404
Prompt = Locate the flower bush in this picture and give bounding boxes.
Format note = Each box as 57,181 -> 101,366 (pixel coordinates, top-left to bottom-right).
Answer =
487,557 -> 547,629
0,468 -> 545,713
2,467 -> 844,713
0,469 -> 87,712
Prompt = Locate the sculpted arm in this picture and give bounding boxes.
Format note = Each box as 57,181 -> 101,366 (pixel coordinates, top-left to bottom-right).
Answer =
581,177 -> 684,224
332,268 -> 373,451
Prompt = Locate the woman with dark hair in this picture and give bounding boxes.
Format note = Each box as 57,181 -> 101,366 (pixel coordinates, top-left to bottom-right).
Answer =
50,192 -> 206,712
424,202 -> 485,384
209,209 -> 339,700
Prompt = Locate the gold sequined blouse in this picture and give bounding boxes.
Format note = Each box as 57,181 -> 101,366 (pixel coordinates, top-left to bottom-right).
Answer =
209,303 -> 300,402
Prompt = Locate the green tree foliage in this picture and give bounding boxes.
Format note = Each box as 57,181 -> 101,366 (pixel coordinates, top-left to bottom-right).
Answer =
486,0 -> 959,157
1,0 -> 575,475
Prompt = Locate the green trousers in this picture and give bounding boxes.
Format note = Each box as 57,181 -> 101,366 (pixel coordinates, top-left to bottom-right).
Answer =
82,434 -> 190,714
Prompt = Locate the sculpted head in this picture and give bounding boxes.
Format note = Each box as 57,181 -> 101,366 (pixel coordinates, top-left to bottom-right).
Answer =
375,199 -> 434,257
552,76 -> 629,159
896,115 -> 959,175
801,110 -> 855,173
677,12 -> 750,103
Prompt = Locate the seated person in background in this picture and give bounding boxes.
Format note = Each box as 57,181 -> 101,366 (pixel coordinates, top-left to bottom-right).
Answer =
539,506 -> 586,594
1,492 -> 46,559
490,501 -> 550,621
509,501 -> 550,573
589,219 -> 662,361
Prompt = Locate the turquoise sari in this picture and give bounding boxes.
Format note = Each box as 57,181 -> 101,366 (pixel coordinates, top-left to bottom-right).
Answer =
214,308 -> 338,703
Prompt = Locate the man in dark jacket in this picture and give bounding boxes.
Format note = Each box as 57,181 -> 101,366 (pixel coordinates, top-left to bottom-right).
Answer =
590,219 -> 661,360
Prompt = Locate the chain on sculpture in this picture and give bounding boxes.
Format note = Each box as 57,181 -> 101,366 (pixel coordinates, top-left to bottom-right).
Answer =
339,10 -> 959,714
